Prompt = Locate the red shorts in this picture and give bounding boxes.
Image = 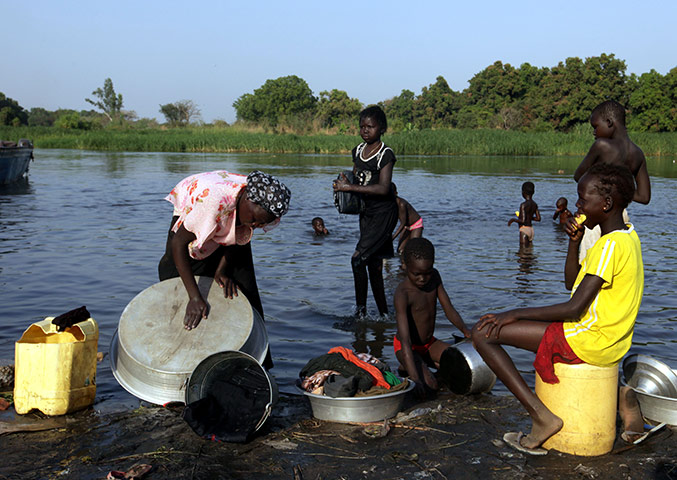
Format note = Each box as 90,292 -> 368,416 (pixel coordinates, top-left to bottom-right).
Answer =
393,335 -> 437,355
533,322 -> 584,384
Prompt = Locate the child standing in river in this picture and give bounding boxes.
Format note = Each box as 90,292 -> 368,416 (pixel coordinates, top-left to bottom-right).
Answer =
392,183 -> 423,256
333,106 -> 398,319
508,181 -> 541,246
573,100 -> 651,263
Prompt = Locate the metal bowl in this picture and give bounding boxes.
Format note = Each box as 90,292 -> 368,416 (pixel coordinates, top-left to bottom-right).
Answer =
439,340 -> 496,395
297,379 -> 414,423
622,354 -> 677,426
622,354 -> 677,398
110,276 -> 268,405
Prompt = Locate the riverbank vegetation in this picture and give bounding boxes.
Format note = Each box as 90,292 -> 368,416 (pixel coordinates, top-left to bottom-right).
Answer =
1,53 -> 676,155
2,124 -> 676,156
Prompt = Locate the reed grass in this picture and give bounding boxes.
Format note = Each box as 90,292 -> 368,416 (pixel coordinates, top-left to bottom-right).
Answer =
2,126 -> 676,157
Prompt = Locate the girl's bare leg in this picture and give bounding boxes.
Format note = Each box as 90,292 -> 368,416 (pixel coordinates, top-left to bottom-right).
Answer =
472,320 -> 563,449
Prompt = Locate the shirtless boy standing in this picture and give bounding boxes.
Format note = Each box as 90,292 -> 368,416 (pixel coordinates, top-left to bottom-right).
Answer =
394,237 -> 470,398
508,181 -> 541,246
574,100 -> 651,263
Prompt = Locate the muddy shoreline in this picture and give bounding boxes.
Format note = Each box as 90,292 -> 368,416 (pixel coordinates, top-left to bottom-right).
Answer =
1,389 -> 675,480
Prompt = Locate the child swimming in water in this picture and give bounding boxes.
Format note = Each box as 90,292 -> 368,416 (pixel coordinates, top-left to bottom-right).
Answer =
311,217 -> 329,236
552,197 -> 572,225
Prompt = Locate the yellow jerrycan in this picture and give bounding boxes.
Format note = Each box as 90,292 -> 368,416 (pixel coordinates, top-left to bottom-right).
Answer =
14,317 -> 98,415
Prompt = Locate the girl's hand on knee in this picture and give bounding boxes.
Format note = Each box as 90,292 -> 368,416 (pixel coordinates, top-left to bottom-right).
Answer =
478,312 -> 516,338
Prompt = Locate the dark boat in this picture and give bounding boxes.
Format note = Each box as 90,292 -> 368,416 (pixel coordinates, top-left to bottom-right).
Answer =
0,139 -> 34,184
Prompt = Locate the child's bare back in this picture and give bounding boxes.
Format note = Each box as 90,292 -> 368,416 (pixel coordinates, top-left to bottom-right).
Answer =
574,100 -> 650,204
520,199 -> 539,227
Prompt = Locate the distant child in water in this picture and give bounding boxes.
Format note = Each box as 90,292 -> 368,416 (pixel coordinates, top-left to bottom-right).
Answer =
394,238 -> 470,398
473,163 -> 644,455
311,217 -> 329,236
392,183 -> 423,255
333,106 -> 398,319
552,197 -> 572,225
508,181 -> 541,245
573,100 -> 651,263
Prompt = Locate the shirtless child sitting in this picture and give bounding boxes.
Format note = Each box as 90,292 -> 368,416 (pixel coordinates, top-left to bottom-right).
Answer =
394,237 -> 471,398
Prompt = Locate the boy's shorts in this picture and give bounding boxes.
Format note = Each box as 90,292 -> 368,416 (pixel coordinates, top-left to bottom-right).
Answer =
533,322 -> 583,384
519,225 -> 534,241
393,335 -> 437,355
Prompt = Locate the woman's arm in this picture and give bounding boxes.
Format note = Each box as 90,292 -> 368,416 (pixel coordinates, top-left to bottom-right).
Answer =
171,224 -> 209,330
214,250 -> 239,298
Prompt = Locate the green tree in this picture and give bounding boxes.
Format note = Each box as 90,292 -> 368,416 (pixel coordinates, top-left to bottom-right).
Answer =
28,107 -> 57,127
627,69 -> 676,132
539,54 -> 629,130
159,100 -> 201,127
413,76 -> 462,128
315,89 -> 362,129
382,89 -> 416,131
0,92 -> 28,126
233,75 -> 317,126
85,78 -> 123,122
55,111 -> 91,130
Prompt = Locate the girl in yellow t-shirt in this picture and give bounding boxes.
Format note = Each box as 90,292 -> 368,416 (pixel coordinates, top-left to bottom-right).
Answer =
472,163 -> 642,455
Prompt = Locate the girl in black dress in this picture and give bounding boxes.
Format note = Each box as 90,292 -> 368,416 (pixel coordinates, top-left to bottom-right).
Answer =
333,106 -> 398,318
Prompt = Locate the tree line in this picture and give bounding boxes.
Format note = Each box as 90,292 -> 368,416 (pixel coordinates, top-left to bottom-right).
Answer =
1,53 -> 675,133
234,54 -> 676,133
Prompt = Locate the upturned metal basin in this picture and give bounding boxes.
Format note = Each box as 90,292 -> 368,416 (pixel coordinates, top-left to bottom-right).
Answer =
297,379 -> 414,423
110,276 -> 268,405
440,339 -> 496,395
622,354 -> 677,426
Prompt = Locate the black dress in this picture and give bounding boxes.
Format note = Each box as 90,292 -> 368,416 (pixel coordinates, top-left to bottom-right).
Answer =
352,142 -> 398,266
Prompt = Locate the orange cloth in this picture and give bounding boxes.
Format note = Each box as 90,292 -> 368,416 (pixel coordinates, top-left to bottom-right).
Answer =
328,347 -> 390,389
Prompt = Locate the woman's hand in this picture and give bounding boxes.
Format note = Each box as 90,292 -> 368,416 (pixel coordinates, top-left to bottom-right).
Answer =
333,173 -> 350,192
476,311 -> 518,339
184,295 -> 208,330
215,271 -> 239,299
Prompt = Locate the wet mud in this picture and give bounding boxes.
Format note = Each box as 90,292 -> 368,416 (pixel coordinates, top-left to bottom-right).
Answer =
1,390 -> 676,480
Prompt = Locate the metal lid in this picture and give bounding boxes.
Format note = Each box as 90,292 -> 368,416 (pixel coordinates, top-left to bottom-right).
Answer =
111,276 -> 268,404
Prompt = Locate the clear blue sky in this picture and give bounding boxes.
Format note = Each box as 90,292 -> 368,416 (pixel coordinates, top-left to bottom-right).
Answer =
4,0 -> 675,124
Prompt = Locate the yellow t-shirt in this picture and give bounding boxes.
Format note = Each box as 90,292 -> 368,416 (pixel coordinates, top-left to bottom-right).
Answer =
564,224 -> 643,367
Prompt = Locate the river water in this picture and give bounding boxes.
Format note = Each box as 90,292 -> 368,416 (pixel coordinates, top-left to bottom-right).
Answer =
1,150 -> 675,409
